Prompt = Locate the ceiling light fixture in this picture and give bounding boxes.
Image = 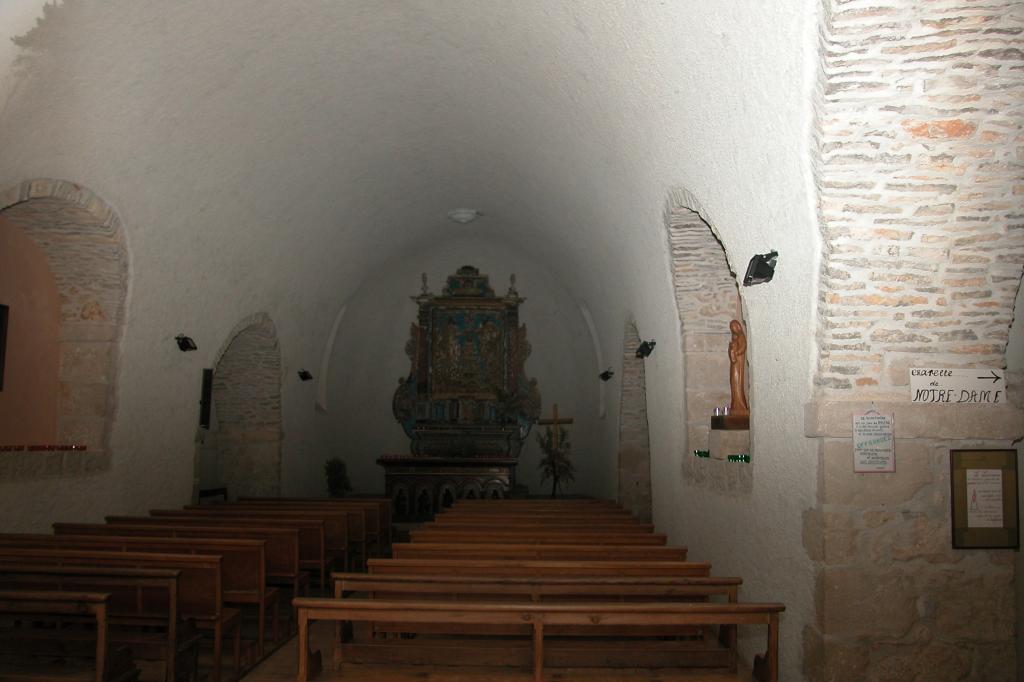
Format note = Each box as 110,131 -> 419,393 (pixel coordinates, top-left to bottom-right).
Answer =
447,208 -> 481,225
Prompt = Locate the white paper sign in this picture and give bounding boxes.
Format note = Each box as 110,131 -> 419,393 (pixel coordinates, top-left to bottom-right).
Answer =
966,469 -> 1003,528
852,411 -> 895,473
910,368 -> 1006,404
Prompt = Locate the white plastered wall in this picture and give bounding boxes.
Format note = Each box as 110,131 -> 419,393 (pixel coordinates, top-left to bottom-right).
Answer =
0,2 -> 821,677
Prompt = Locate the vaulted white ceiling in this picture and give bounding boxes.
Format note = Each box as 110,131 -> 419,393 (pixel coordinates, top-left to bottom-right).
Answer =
0,1 -> 816,341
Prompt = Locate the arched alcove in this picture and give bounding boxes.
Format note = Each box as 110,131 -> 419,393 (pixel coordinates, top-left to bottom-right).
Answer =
665,192 -> 750,492
617,317 -> 652,521
0,179 -> 128,478
209,313 -> 283,499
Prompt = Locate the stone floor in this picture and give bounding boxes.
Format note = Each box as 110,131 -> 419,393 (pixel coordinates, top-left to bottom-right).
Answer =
242,622 -> 757,681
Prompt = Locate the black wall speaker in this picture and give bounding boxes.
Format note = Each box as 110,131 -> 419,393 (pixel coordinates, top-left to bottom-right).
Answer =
199,368 -> 213,429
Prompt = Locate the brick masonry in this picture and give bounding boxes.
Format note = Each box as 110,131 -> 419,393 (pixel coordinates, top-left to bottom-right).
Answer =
211,313 -> 282,499
809,1 -> 1024,678
617,318 -> 652,522
0,180 -> 127,480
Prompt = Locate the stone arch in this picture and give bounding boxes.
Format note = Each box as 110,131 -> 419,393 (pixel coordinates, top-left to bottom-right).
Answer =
664,190 -> 751,481
617,317 -> 652,522
0,179 -> 128,478
208,313 -> 283,499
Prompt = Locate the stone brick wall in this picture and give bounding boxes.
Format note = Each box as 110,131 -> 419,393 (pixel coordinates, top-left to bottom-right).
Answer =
212,314 -> 282,499
808,1 -> 1024,678
617,319 -> 652,521
814,0 -> 1024,395
0,180 -> 127,479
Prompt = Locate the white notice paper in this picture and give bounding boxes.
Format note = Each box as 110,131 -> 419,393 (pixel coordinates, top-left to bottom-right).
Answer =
852,411 -> 895,473
966,469 -> 1003,528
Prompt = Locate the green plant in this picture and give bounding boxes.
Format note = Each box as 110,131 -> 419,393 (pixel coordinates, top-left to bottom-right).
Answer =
536,426 -> 574,498
324,457 -> 352,498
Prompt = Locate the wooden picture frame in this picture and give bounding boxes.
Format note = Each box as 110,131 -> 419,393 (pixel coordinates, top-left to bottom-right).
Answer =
0,304 -> 8,391
950,449 -> 1019,550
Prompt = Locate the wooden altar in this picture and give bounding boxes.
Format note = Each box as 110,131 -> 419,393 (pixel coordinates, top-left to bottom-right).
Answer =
380,266 -> 541,520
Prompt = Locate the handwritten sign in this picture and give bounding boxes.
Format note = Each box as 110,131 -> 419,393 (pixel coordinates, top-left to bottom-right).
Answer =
966,469 -> 1003,528
910,368 -> 1005,405
852,411 -> 895,472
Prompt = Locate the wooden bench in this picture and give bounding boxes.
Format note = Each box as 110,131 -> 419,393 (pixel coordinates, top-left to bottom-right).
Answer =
112,514 -> 322,597
162,508 -> 354,582
0,533 -> 278,659
211,501 -> 379,563
293,597 -> 783,682
390,542 -> 688,562
333,571 -> 741,643
429,518 -> 655,531
0,589 -> 141,682
55,522 -> 305,623
238,497 -> 392,551
0,549 -> 238,682
410,529 -> 667,545
368,558 -> 712,578
0,564 -> 198,682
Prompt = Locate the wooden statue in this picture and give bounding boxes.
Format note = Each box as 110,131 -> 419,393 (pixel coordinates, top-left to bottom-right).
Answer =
728,319 -> 749,416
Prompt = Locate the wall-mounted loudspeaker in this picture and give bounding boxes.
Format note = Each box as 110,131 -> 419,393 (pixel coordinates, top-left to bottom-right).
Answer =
199,368 -> 213,429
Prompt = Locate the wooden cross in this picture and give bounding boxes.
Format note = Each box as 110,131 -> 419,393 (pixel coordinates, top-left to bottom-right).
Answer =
538,403 -> 574,451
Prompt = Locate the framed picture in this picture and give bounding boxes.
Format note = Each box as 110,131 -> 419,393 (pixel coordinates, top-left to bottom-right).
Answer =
950,449 -> 1019,550
0,304 -> 8,391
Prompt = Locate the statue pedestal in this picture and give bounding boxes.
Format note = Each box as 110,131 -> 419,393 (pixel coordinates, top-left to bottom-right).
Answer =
377,455 -> 517,521
709,428 -> 750,461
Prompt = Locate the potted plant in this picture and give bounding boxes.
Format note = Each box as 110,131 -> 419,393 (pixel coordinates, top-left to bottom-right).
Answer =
324,457 -> 352,498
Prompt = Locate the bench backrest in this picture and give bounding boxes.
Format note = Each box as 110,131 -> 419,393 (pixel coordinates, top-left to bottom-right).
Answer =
234,499 -> 383,540
0,549 -> 221,620
391,542 -> 687,561
334,572 -> 739,602
0,564 -> 179,629
368,558 -> 711,577
54,522 -> 298,579
109,514 -> 324,570
168,507 -> 357,548
409,529 -> 667,545
0,533 -> 262,595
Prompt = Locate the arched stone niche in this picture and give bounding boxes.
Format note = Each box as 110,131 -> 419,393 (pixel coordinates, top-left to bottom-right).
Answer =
209,313 -> 283,499
0,179 -> 128,479
617,317 -> 652,522
665,190 -> 750,493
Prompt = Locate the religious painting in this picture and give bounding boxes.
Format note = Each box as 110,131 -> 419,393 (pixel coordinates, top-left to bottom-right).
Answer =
430,309 -> 506,398
950,449 -> 1019,550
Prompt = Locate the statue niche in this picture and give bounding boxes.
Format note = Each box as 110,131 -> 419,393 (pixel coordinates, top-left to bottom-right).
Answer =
380,266 -> 541,520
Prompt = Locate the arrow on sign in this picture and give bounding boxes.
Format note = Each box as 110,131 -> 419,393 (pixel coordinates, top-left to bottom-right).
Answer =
976,370 -> 1002,383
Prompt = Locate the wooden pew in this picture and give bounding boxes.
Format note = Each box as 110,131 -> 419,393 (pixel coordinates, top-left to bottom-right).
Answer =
56,522 -> 305,614
410,529 -> 668,545
0,590 -> 141,682
239,497 -> 392,549
333,571 -> 740,643
293,597 -> 784,682
111,514 -> 321,597
390,542 -> 687,562
368,558 -> 712,578
212,501 -> 381,562
160,508 -> 353,582
0,533 -> 277,659
0,548 -> 239,682
0,564 -> 198,682
429,518 -> 655,531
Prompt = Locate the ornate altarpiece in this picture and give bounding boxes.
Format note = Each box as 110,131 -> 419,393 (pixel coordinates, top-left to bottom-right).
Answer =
379,266 -> 541,520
